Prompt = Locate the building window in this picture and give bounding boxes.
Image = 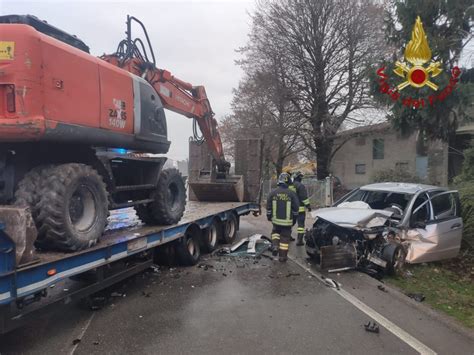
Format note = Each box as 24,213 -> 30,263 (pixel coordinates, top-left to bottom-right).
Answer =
355,164 -> 366,174
355,137 -> 366,146
396,161 -> 409,172
373,139 -> 384,160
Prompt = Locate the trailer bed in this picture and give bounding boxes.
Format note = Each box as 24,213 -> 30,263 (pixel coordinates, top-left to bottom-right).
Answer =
0,201 -> 259,333
32,201 -> 251,266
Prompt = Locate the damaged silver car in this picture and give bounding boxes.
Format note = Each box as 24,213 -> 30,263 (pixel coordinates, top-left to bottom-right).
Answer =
304,182 -> 463,276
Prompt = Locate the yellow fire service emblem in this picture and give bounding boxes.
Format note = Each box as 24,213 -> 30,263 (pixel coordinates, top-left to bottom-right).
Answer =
394,16 -> 442,91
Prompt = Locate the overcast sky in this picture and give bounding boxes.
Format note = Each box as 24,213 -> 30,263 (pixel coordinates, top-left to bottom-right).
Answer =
1,0 -> 254,161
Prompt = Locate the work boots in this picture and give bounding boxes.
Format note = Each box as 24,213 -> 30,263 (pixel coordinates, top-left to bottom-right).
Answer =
279,249 -> 288,262
272,245 -> 279,257
296,234 -> 304,246
272,241 -> 279,256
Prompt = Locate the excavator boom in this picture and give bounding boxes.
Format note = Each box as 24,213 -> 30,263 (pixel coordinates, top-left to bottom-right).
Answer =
102,16 -> 229,175
102,16 -> 240,200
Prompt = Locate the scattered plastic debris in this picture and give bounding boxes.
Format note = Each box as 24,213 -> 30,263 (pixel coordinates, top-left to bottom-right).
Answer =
407,293 -> 425,302
198,263 -> 214,271
216,234 -> 272,257
321,276 -> 340,290
364,321 -> 380,333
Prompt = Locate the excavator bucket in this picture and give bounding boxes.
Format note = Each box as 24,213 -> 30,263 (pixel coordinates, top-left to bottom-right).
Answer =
188,139 -> 262,202
0,206 -> 37,265
189,175 -> 244,202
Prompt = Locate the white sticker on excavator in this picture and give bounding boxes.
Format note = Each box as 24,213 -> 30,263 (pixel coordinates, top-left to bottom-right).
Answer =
108,98 -> 127,129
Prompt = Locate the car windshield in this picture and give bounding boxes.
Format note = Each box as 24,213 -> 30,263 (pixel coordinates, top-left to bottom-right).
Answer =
337,189 -> 414,213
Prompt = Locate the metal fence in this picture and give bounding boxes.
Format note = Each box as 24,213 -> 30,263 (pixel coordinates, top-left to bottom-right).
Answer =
261,176 -> 333,207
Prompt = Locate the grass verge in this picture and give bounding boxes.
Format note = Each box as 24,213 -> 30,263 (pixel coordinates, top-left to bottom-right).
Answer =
386,251 -> 474,329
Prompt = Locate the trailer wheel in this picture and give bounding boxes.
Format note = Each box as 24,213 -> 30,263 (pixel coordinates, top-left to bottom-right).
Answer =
176,226 -> 201,266
35,164 -> 109,252
202,218 -> 222,253
223,213 -> 238,244
382,243 -> 406,276
135,168 -> 186,225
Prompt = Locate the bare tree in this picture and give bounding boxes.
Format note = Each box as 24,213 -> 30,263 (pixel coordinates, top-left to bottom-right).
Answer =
243,0 -> 385,178
220,67 -> 303,177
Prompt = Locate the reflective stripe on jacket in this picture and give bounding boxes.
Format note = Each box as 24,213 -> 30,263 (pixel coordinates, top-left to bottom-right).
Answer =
293,181 -> 310,208
266,185 -> 299,226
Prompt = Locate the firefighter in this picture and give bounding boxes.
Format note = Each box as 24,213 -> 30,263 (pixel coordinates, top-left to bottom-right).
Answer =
266,173 -> 299,262
290,171 -> 312,246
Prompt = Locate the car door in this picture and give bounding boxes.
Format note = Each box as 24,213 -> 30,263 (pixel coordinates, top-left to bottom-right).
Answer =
427,191 -> 463,260
407,191 -> 462,263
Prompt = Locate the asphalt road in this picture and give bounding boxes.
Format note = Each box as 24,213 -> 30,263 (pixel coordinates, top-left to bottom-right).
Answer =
0,214 -> 473,354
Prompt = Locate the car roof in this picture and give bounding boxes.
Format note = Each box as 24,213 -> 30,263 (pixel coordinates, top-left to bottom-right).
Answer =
359,182 -> 442,194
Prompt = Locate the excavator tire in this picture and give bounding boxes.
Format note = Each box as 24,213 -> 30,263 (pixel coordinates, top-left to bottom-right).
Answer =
135,168 -> 186,225
14,165 -> 54,217
35,163 -> 109,252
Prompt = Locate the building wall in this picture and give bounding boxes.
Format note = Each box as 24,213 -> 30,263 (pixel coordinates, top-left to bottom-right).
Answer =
427,140 -> 449,186
330,128 -> 448,189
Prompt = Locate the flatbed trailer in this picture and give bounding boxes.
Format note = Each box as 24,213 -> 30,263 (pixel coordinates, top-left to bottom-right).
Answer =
0,201 -> 259,334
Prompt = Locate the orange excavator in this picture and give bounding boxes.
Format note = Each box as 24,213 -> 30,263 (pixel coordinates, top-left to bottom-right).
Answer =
0,15 -> 243,251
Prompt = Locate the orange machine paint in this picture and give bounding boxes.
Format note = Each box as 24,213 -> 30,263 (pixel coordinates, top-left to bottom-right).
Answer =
0,24 -> 135,138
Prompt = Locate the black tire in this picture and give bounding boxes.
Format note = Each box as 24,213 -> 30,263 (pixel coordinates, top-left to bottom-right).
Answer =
201,218 -> 222,253
134,204 -> 154,225
35,164 -> 109,252
153,243 -> 179,266
176,228 -> 201,266
14,165 -> 53,217
223,213 -> 238,244
382,243 -> 406,276
135,168 -> 186,225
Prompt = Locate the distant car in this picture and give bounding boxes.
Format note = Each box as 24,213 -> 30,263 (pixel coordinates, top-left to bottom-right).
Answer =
305,182 -> 463,274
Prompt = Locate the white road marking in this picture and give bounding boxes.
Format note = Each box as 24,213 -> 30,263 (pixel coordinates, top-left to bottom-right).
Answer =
290,256 -> 437,355
69,312 -> 95,355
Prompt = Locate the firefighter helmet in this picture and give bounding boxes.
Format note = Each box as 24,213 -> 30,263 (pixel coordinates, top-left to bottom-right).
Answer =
293,171 -> 304,182
277,172 -> 291,186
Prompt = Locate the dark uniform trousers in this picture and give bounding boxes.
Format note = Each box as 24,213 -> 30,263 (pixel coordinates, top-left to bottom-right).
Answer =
297,211 -> 306,239
271,225 -> 291,254
266,185 -> 299,261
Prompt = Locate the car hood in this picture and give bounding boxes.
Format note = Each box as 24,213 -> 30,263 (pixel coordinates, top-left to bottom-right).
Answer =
311,207 -> 393,229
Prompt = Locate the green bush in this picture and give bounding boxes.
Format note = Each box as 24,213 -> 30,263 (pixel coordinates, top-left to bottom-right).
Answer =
457,184 -> 474,248
371,168 -> 423,184
453,145 -> 474,184
454,144 -> 474,248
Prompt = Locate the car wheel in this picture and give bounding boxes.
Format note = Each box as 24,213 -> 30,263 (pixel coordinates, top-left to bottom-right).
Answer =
382,243 -> 406,276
